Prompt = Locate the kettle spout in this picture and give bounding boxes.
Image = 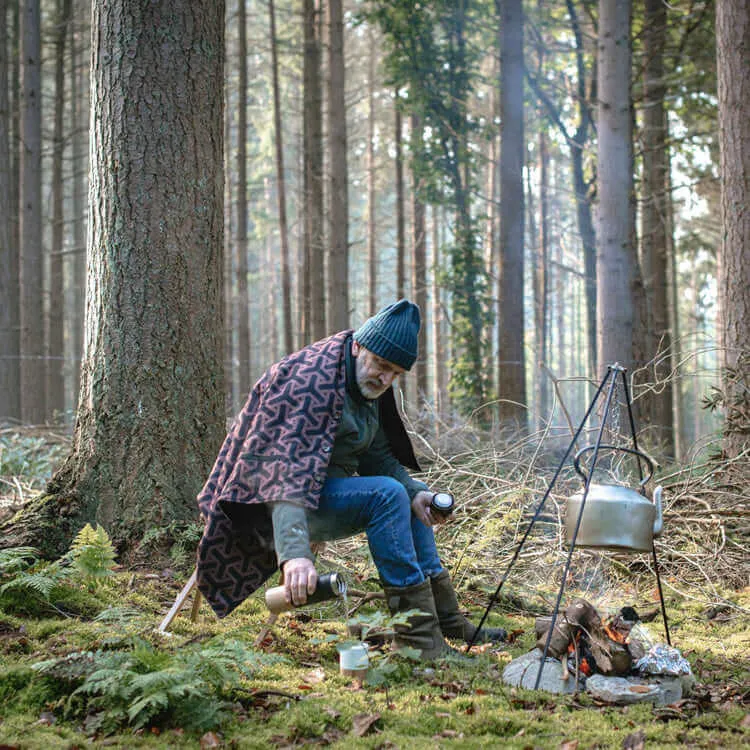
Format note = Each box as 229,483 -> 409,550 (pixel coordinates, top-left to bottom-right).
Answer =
652,486 -> 663,537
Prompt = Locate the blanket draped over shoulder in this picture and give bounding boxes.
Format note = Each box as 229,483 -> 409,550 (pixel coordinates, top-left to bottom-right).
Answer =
196,330 -> 419,617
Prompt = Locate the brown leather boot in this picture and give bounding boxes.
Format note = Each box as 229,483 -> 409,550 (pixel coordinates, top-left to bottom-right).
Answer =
383,579 -> 453,660
430,570 -> 506,644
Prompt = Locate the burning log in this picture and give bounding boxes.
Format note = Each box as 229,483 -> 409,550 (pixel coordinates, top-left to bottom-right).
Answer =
536,599 -> 634,679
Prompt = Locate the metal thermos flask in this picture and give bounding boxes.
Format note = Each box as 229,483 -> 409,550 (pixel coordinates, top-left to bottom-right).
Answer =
265,571 -> 347,614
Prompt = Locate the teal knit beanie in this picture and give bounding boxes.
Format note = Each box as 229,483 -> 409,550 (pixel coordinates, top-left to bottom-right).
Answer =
353,299 -> 421,370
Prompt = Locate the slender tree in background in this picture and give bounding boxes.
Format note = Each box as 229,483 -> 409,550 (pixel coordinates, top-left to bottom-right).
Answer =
366,35 -> 377,316
534,129 -> 549,426
394,103 -> 406,300
0,0 -> 21,421
596,0 -> 635,373
69,7 -> 87,409
716,0 -> 750,459
302,0 -> 325,341
47,0 -> 73,419
3,0 -> 226,555
20,0 -> 45,424
498,0 -> 526,427
236,0 -> 250,389
635,0 -> 674,457
327,0 -> 348,330
410,113 -> 428,400
268,0 -> 293,355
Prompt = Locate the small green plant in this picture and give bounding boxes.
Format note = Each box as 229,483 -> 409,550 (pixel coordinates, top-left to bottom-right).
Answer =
33,637 -> 287,734
0,433 -> 64,484
0,547 -> 68,609
68,523 -> 117,583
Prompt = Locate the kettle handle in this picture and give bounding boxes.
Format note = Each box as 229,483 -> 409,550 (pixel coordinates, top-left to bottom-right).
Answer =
573,445 -> 654,487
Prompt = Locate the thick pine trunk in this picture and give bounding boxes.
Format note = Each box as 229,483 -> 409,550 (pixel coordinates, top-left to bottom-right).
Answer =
3,0 -> 226,558
0,0 -> 22,421
20,0 -> 45,423
716,0 -> 750,459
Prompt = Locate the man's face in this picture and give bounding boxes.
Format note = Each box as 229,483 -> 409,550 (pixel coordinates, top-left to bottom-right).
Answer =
351,340 -> 406,400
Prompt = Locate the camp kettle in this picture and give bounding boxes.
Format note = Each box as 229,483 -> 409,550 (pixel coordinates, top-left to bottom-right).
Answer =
565,446 -> 663,552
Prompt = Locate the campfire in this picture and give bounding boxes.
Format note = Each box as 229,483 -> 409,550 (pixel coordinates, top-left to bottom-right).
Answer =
501,596 -> 695,705
535,598 -> 647,683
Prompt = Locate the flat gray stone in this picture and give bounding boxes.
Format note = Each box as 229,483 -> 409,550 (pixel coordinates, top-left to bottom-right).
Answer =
586,674 -> 683,706
502,649 -> 580,694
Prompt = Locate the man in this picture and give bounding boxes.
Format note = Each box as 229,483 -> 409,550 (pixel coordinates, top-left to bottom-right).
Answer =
196,300 -> 504,658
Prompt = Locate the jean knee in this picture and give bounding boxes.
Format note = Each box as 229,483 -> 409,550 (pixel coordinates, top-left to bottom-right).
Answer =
373,477 -> 410,513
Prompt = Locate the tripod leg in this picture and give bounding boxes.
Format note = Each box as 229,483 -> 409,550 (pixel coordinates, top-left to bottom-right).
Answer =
651,543 -> 672,645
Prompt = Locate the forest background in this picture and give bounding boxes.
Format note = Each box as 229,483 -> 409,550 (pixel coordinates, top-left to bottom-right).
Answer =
0,0 -> 748,746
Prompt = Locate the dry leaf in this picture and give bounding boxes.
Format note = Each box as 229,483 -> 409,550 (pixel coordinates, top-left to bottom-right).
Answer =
303,667 -> 326,684
622,729 -> 646,750
741,713 -> 750,728
559,740 -> 579,750
352,712 -> 381,737
628,685 -> 653,694
435,711 -> 451,718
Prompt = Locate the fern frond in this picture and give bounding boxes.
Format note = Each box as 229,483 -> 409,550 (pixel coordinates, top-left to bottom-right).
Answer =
68,523 -> 117,581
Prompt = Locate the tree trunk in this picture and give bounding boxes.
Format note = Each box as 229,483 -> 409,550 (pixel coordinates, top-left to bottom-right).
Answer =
716,0 -> 750,459
395,103 -> 406,300
47,0 -> 72,420
410,113 -> 428,401
431,205 -> 446,421
69,6 -> 87,412
236,0 -> 250,390
498,0 -> 526,427
3,0 -> 226,558
535,129 -> 549,426
20,0 -> 45,424
303,0 -> 325,341
596,0 -> 635,373
327,0 -> 348,330
0,0 -> 21,421
268,0 -> 293,355
366,34 -> 377,316
635,0 -> 674,458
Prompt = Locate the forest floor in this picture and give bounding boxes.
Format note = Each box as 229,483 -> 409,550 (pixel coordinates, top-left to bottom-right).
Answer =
0,427 -> 748,749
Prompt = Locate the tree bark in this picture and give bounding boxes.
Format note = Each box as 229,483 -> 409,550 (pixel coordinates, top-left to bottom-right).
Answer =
498,0 -> 526,427
327,0 -> 348,330
0,0 -> 21,421
268,0 -> 293,354
716,0 -> 750,459
596,0 -> 635,373
47,0 -> 73,420
20,0 -> 45,423
3,0 -> 226,558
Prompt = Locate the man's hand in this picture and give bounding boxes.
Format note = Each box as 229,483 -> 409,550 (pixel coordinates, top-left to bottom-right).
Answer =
412,490 -> 448,527
281,557 -> 318,606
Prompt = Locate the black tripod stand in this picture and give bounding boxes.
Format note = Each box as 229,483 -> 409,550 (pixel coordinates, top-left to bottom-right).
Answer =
468,364 -> 672,690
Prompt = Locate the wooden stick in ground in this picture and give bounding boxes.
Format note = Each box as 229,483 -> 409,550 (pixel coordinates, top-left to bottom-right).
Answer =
157,568 -> 198,633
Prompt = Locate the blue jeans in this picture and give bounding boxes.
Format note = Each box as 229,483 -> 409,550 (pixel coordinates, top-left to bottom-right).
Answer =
306,475 -> 444,587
